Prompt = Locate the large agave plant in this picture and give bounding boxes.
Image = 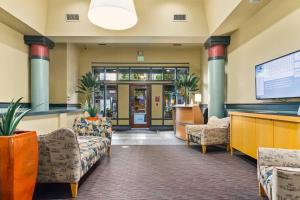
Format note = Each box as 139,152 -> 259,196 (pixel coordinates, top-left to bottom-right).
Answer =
175,73 -> 200,104
0,98 -> 31,136
76,72 -> 102,107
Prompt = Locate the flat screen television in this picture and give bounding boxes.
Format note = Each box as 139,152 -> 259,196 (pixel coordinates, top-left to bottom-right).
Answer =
255,50 -> 300,99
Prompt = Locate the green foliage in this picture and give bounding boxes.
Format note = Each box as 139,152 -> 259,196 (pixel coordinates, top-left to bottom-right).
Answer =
76,72 -> 102,107
153,74 -> 162,80
175,73 -> 200,104
106,108 -> 112,117
119,73 -> 129,80
163,73 -> 174,80
84,105 -> 99,117
0,98 -> 31,136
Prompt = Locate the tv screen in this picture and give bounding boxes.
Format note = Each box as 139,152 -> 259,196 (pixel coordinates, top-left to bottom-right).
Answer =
255,50 -> 300,99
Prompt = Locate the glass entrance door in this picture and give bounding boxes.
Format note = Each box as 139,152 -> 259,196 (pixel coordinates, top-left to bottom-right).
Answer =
130,85 -> 150,128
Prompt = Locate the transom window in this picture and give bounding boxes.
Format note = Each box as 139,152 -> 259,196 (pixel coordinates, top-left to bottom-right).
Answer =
93,67 -> 189,81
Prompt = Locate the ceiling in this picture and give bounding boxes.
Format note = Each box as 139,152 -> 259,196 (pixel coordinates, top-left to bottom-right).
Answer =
0,0 -> 275,45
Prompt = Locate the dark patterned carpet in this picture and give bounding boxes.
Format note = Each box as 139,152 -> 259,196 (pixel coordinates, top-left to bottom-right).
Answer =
34,145 -> 264,200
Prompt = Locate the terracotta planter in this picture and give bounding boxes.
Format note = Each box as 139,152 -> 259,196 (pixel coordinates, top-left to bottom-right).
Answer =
86,116 -> 98,121
0,131 -> 38,200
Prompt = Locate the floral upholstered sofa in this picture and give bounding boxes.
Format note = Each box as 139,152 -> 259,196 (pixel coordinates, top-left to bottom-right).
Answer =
258,147 -> 300,200
37,117 -> 112,198
186,116 -> 230,154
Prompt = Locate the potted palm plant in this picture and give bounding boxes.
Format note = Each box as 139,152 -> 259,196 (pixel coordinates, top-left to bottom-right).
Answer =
0,98 -> 38,200
76,72 -> 102,121
175,73 -> 200,104
85,104 -> 99,121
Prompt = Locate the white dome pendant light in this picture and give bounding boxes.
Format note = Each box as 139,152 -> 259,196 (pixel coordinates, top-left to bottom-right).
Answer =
88,0 -> 138,30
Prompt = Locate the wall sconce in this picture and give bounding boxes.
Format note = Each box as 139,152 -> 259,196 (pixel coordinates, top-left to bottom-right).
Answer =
195,93 -> 202,105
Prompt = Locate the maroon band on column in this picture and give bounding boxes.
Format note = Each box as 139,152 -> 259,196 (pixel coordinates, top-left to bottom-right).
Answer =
208,44 -> 225,59
30,44 -> 49,59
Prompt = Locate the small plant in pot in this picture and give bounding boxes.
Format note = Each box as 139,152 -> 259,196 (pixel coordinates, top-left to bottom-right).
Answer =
76,72 -> 102,120
85,104 -> 100,121
0,98 -> 38,200
175,73 -> 200,105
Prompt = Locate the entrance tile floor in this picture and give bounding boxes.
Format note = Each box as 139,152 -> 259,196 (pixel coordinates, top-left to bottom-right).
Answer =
112,130 -> 185,145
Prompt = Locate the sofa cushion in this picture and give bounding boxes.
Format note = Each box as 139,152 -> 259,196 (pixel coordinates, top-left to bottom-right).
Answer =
73,117 -> 112,139
207,116 -> 230,128
77,136 -> 110,176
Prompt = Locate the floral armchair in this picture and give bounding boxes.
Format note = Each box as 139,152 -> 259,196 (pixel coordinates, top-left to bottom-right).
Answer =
186,116 -> 230,154
37,117 -> 112,198
258,147 -> 300,200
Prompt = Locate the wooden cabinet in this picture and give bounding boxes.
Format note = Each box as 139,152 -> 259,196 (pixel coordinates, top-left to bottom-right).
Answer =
256,118 -> 274,148
274,121 -> 300,149
230,112 -> 300,159
173,105 -> 204,140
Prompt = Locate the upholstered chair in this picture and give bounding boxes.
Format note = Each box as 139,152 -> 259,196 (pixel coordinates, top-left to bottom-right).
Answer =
186,116 -> 230,154
258,147 -> 300,200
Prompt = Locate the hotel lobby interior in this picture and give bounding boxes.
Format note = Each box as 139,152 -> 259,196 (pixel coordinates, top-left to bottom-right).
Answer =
1,0 -> 300,199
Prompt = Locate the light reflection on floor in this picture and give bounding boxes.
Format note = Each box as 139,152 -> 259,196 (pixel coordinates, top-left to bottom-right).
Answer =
112,130 -> 185,145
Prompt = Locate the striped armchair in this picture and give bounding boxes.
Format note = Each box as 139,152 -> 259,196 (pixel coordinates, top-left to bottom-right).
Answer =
258,147 -> 300,200
186,116 -> 230,154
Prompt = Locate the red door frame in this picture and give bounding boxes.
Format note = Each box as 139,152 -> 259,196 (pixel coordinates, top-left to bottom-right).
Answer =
130,84 -> 151,128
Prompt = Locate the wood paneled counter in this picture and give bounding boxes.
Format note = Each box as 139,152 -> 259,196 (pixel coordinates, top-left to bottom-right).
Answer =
173,105 -> 204,140
230,111 -> 300,159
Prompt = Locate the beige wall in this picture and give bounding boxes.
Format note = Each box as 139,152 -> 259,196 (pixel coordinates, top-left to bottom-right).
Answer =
0,0 -> 48,34
227,4 -> 300,103
0,22 -> 29,102
118,84 -> 129,119
49,43 -> 68,103
200,47 -> 208,104
67,43 -> 80,104
203,0 -> 241,34
50,43 -> 80,104
18,112 -> 83,135
200,1 -> 300,104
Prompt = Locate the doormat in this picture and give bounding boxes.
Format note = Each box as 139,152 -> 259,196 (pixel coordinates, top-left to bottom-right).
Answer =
114,129 -> 158,134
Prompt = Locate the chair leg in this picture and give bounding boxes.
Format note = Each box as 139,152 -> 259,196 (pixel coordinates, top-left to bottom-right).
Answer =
187,136 -> 190,146
230,147 -> 234,156
258,182 -> 266,197
201,145 -> 207,154
70,183 -> 78,198
107,146 -> 111,157
226,144 -> 230,152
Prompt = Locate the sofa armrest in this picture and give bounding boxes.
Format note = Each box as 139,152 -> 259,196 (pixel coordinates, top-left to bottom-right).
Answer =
38,128 -> 82,183
186,124 -> 207,135
271,167 -> 300,199
258,148 -> 300,168
201,127 -> 229,145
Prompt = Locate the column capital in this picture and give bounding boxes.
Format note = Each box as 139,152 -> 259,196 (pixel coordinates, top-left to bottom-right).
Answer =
24,36 -> 55,49
205,36 -> 230,60
204,36 -> 230,49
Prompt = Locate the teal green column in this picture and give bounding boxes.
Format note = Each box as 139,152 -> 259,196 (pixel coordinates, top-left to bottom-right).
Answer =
31,59 -> 49,111
24,36 -> 54,111
205,36 -> 230,118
